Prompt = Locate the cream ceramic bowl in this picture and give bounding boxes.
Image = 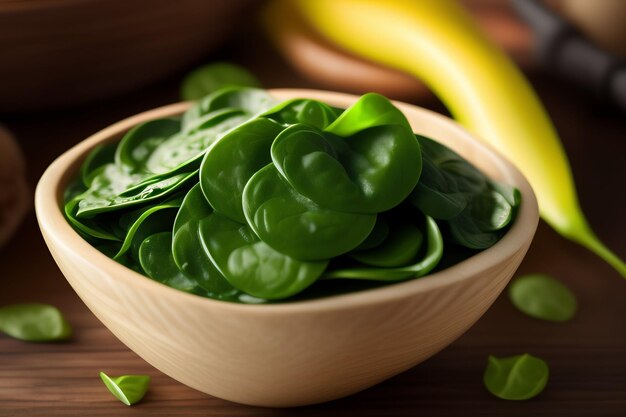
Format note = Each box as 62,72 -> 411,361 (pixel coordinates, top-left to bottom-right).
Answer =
36,90 -> 538,407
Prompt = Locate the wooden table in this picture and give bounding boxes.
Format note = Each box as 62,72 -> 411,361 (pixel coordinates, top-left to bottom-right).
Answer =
1,32 -> 625,417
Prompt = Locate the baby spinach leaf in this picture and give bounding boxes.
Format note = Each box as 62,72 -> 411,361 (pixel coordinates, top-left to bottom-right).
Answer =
271,123 -> 421,213
139,232 -> 198,293
64,197 -> 122,242
200,117 -> 284,223
325,92 -> 411,136
324,214 -> 443,281
409,135 -> 486,220
172,184 -> 237,297
113,195 -> 183,261
99,372 -> 150,406
0,303 -> 72,342
354,217 -> 389,251
243,164 -> 376,261
115,119 -> 181,173
81,143 -> 117,187
263,98 -> 341,130
483,354 -> 549,400
181,62 -> 261,101
350,222 -> 424,267
182,87 -> 277,132
76,168 -> 196,217
508,274 -> 577,322
199,211 -> 328,299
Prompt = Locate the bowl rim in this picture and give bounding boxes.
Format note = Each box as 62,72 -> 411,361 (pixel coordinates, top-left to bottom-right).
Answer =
35,88 -> 538,314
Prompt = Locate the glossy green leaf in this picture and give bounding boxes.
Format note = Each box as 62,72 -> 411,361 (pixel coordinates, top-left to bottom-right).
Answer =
200,117 -> 284,222
115,119 -> 181,173
172,184 -> 237,296
409,135 -> 486,220
263,98 -> 341,129
508,274 -> 577,322
354,217 -> 389,251
145,109 -> 247,174
199,211 -> 328,299
324,214 -> 443,281
243,164 -> 376,260
272,122 -> 421,213
483,354 -> 549,400
350,221 -> 424,267
325,92 -> 411,136
138,232 -> 198,293
181,62 -> 261,101
75,167 -> 196,217
182,87 -> 277,132
81,143 -> 117,187
113,195 -> 182,261
0,303 -> 71,342
99,372 -> 150,406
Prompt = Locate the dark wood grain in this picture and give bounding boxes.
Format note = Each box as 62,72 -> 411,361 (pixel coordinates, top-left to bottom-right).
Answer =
0,25 -> 625,417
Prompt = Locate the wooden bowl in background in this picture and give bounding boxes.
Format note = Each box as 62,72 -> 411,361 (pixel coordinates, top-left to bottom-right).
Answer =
0,0 -> 250,112
35,90 -> 538,407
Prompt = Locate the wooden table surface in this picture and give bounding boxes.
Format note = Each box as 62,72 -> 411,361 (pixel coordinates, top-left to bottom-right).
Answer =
1,29 -> 625,417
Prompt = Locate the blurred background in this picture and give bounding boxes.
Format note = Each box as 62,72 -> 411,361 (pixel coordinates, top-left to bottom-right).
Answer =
0,0 -> 624,415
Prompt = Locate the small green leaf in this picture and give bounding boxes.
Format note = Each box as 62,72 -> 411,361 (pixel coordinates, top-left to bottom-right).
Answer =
200,117 -> 284,223
0,303 -> 72,342
199,211 -> 328,299
181,62 -> 261,101
99,372 -> 150,406
138,232 -> 199,293
243,164 -> 376,261
350,222 -> 424,267
508,274 -> 577,322
483,354 -> 549,400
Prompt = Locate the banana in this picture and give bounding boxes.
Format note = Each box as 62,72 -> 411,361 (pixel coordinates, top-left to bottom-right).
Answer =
264,0 -> 626,278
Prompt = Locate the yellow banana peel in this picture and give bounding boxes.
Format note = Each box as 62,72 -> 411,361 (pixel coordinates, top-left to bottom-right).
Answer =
265,0 -> 626,278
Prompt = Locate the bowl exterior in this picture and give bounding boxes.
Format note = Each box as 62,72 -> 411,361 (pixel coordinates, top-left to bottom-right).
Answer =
36,90 -> 538,407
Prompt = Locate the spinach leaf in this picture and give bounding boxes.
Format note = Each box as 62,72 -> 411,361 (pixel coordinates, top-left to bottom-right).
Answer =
508,274 -> 577,322
181,62 -> 261,101
350,221 -> 424,267
243,164 -> 376,261
263,98 -> 341,129
272,123 -> 421,213
199,211 -> 328,299
138,232 -> 199,293
81,143 -> 117,187
483,354 -> 549,400
99,372 -> 150,406
172,184 -> 237,297
324,214 -> 443,281
0,303 -> 72,342
200,117 -> 284,223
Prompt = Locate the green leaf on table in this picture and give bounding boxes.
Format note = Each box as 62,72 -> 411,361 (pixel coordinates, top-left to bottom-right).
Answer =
0,303 -> 72,342
508,274 -> 577,322
99,372 -> 150,406
181,62 -> 261,101
483,354 -> 549,400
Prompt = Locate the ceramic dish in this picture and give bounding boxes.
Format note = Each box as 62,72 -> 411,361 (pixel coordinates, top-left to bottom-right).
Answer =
35,89 -> 538,407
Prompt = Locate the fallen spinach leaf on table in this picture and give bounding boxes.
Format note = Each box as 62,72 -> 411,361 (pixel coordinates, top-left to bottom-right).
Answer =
483,353 -> 549,400
0,303 -> 72,342
509,274 -> 577,322
99,372 -> 150,406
